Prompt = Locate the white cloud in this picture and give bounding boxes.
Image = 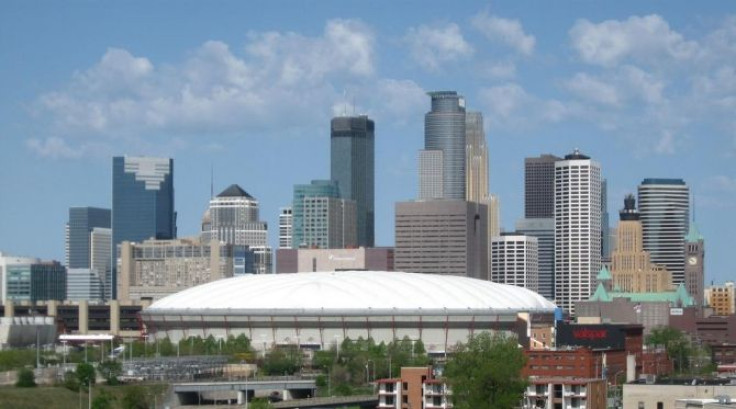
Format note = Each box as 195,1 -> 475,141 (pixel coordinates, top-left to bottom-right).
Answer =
471,12 -> 535,55
564,73 -> 621,106
30,19 -> 383,156
404,23 -> 474,71
372,79 -> 427,120
705,175 -> 736,193
563,66 -> 665,107
478,60 -> 516,79
245,19 -> 375,84
654,130 -> 676,155
621,65 -> 665,104
478,83 -> 572,129
26,137 -> 83,159
569,14 -> 698,66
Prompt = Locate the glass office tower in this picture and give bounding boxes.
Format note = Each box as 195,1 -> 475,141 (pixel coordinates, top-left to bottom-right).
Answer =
424,91 -> 466,200
330,115 -> 375,247
112,156 -> 175,299
66,207 -> 111,268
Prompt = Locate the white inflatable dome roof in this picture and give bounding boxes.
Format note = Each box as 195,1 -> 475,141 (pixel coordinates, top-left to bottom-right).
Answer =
146,271 -> 556,313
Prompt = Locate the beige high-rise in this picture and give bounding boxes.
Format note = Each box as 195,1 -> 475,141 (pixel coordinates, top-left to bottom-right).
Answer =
611,195 -> 672,292
465,112 -> 499,253
465,112 -> 488,203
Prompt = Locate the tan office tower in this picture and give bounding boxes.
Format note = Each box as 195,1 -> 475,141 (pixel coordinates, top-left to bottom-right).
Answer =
465,111 -> 498,276
395,200 -> 488,279
610,195 -> 672,293
465,112 -> 488,203
705,282 -> 735,316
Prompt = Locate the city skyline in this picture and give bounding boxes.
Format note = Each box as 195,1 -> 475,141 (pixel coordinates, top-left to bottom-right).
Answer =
1,1 -> 735,284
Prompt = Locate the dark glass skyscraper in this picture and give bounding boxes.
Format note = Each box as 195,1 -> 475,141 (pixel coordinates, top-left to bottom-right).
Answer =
330,115 -> 375,247
524,154 -> 560,218
425,91 -> 466,199
112,156 -> 175,299
67,207 -> 111,268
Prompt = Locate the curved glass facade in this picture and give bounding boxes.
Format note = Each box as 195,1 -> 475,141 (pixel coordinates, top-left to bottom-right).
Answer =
424,91 -> 466,200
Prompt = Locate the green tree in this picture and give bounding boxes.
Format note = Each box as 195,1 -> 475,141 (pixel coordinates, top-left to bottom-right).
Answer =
98,359 -> 122,384
76,362 -> 96,389
63,370 -> 80,391
262,346 -> 302,375
158,337 -> 175,356
646,326 -> 692,372
445,332 -> 527,409
15,367 -> 36,387
92,390 -> 114,409
0,350 -> 36,371
121,386 -> 149,409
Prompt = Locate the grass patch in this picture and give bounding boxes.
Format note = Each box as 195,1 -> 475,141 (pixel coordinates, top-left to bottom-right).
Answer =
0,384 -> 167,409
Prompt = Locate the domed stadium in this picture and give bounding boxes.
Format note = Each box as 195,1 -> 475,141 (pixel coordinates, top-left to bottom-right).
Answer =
140,271 -> 556,353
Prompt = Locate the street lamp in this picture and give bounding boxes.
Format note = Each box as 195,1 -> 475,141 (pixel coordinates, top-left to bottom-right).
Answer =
366,360 -> 375,383
333,335 -> 340,362
61,340 -> 68,369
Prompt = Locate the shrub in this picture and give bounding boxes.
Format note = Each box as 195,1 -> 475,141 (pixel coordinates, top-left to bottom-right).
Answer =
15,367 -> 36,387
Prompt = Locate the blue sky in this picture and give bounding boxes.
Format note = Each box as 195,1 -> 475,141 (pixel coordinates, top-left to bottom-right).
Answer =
1,1 -> 734,284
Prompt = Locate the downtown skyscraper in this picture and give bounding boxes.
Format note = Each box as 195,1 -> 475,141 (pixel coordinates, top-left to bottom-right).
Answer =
66,207 -> 110,300
330,115 -> 375,247
516,154 -> 560,300
112,156 -> 175,299
397,91 -> 488,280
66,207 -> 111,271
465,111 -> 488,203
637,178 -> 690,285
201,184 -> 272,274
420,91 -> 466,200
554,149 -> 601,314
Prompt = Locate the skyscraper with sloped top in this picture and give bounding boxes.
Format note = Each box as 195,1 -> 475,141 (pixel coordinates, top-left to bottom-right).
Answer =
112,156 -> 175,299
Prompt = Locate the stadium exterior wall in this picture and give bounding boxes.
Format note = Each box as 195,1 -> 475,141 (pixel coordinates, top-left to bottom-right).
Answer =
139,308 -> 535,353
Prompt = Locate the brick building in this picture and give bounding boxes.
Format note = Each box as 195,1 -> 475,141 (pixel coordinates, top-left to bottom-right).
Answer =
376,366 -> 451,409
523,377 -> 607,409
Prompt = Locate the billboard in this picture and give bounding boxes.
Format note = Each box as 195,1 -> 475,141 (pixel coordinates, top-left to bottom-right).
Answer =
556,323 -> 627,349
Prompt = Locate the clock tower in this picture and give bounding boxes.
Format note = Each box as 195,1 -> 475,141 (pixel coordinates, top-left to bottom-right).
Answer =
684,224 -> 705,307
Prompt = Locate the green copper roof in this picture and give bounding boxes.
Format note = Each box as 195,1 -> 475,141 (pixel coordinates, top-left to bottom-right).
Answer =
587,283 -> 695,307
596,266 -> 612,281
590,283 -> 612,302
685,223 -> 704,243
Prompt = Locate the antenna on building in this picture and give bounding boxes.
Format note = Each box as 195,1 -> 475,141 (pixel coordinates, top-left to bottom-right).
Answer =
210,163 -> 214,199
343,89 -> 347,116
692,195 -> 696,223
352,95 -> 356,116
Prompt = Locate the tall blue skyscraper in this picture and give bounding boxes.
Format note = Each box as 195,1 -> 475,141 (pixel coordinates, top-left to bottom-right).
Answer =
424,91 -> 466,199
112,156 -> 175,299
66,207 -> 111,268
330,115 -> 375,247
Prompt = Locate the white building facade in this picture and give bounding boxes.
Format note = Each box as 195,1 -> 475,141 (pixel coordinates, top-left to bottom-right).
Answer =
554,150 -> 602,315
490,234 -> 539,292
279,206 -> 293,249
